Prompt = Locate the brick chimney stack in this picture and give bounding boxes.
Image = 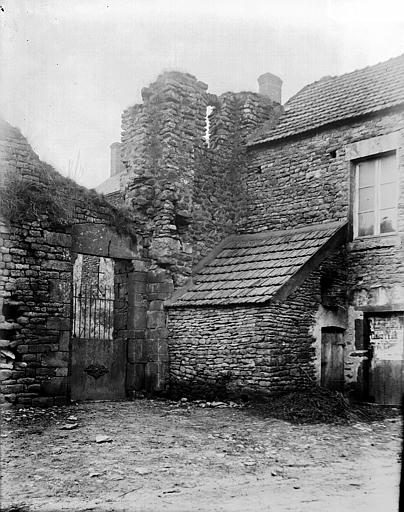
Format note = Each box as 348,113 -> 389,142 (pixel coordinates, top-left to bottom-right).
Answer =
110,142 -> 123,177
257,72 -> 282,104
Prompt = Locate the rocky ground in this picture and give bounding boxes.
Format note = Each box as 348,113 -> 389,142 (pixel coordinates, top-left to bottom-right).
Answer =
0,396 -> 402,512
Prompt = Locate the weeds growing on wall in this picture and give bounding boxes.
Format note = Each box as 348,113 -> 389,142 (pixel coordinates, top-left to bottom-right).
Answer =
1,167 -> 76,227
0,164 -> 137,238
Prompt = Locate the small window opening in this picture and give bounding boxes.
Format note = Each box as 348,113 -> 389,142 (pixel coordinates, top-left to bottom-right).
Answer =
204,106 -> 214,148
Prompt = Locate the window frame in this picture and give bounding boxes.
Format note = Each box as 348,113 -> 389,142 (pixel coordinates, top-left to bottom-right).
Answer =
353,151 -> 398,239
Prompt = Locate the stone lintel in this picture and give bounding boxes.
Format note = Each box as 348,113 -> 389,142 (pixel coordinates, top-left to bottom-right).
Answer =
71,223 -> 137,260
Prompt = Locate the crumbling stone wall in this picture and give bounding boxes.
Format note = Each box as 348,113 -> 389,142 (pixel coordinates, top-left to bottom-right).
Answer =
191,91 -> 281,262
121,72 -> 209,283
0,120 -> 142,406
0,227 -> 73,406
118,72 -> 281,395
121,72 -> 281,279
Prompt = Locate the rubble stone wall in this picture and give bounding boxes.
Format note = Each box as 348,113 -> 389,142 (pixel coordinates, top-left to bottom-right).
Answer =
246,110 -> 404,397
121,72 -> 281,283
0,120 -> 142,406
168,252 -> 347,399
245,112 -> 404,232
191,92 -> 281,263
119,72 -> 281,393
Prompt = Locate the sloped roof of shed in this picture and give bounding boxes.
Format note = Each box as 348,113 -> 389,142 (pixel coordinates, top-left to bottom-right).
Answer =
249,54 -> 404,146
168,221 -> 346,307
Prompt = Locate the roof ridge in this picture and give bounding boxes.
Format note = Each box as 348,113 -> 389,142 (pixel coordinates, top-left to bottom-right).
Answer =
249,53 -> 404,146
285,53 -> 404,109
229,220 -> 344,243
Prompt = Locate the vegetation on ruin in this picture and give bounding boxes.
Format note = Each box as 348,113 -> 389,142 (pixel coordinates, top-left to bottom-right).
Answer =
0,164 -> 137,238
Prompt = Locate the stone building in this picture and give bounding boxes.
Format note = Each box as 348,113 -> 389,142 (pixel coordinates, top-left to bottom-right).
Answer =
1,54 -> 403,406
167,55 -> 404,405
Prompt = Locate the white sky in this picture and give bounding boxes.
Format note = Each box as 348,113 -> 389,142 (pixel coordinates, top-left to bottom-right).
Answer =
1,0 -> 403,188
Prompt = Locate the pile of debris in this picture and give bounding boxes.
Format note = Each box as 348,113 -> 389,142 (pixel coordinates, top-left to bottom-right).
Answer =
173,398 -> 244,409
248,387 -> 400,424
1,405 -> 78,428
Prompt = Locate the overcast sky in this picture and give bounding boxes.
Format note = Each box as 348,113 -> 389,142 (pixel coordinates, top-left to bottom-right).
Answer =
1,0 -> 403,188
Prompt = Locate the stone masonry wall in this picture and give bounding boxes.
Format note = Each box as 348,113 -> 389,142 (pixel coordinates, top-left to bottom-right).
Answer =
245,111 -> 404,232
0,119 -> 142,406
121,72 -> 281,282
191,92 -> 281,263
168,251 -> 347,399
119,72 -> 281,394
121,72 -> 209,285
245,110 -> 404,397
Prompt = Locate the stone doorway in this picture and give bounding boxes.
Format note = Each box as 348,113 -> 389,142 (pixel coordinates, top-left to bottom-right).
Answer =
70,254 -> 128,401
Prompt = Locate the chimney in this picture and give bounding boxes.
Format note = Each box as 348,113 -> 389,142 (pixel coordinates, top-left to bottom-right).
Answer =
257,72 -> 282,104
110,142 -> 123,177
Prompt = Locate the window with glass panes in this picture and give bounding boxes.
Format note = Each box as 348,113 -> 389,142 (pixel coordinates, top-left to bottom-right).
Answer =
354,152 -> 397,238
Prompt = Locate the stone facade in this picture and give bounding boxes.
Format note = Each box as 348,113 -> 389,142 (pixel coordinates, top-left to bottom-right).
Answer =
168,252 -> 346,399
117,72 -> 281,397
167,104 -> 403,401
2,58 -> 403,405
244,113 -> 404,233
244,112 -> 404,399
0,120 -> 143,406
121,72 -> 281,277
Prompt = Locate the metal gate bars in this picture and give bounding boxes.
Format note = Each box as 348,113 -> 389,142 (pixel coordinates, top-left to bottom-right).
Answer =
72,283 -> 114,340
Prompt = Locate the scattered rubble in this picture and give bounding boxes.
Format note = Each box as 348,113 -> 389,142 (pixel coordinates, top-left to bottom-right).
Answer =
0,390 -> 399,436
0,404 -> 80,428
1,399 -> 401,512
59,423 -> 78,430
2,505 -> 32,512
247,387 -> 401,424
134,468 -> 151,476
95,435 -> 113,443
152,397 -> 245,410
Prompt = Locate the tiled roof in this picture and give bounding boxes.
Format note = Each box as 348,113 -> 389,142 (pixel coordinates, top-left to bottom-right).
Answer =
95,173 -> 122,195
249,54 -> 404,146
169,222 -> 346,307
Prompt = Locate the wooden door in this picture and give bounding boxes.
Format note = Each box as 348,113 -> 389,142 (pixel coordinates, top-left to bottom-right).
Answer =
368,313 -> 404,406
70,336 -> 127,401
321,329 -> 345,391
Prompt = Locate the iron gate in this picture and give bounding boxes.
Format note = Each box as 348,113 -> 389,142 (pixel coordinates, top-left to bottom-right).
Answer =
72,283 -> 114,340
70,255 -> 127,401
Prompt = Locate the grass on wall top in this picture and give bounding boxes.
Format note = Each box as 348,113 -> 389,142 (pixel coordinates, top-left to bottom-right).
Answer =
0,163 -> 137,239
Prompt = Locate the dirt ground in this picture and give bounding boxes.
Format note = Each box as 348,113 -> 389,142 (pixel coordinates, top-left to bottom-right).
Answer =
0,398 -> 402,512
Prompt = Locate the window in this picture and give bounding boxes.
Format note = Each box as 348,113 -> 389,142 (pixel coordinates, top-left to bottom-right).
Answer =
354,152 -> 398,237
